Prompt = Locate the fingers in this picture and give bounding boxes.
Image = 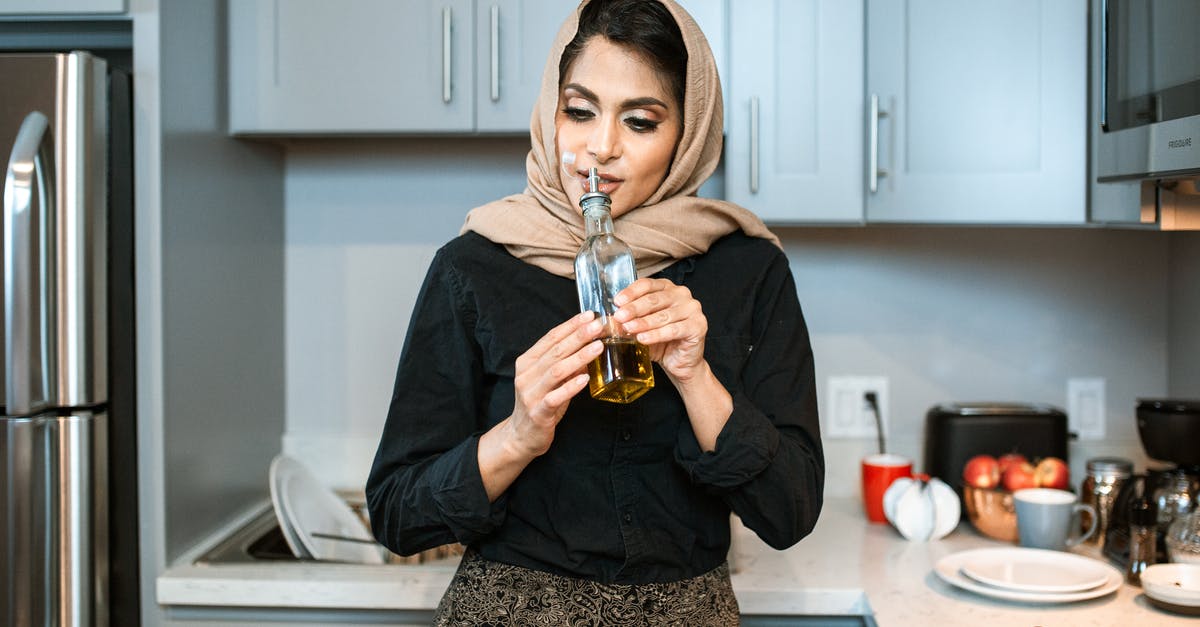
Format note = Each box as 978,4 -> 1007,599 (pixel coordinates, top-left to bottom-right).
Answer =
612,279 -> 705,342
542,372 -> 591,409
516,311 -> 596,371
629,318 -> 704,346
613,279 -> 690,322
514,313 -> 604,417
612,278 -> 668,310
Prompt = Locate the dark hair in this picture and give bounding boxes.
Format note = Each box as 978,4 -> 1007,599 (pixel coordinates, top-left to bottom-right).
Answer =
559,0 -> 688,110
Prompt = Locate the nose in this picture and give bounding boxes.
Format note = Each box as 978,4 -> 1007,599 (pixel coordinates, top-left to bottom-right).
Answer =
587,116 -> 620,164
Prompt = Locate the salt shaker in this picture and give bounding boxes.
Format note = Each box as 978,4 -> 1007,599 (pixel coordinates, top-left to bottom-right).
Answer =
1079,457 -> 1132,548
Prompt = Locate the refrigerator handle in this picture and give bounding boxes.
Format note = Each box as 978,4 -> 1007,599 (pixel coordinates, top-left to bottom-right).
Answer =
4,111 -> 57,415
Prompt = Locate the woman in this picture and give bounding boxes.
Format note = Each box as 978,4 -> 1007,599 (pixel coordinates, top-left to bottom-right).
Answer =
366,0 -> 823,623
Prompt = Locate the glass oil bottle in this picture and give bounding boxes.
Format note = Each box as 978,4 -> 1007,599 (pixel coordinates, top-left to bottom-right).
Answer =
574,168 -> 654,403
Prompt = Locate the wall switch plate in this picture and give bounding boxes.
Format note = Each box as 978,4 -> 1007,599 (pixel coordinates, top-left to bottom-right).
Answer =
825,376 -> 889,440
1067,378 -> 1106,440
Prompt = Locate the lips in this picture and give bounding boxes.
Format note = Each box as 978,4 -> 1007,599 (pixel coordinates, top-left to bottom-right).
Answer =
576,170 -> 622,195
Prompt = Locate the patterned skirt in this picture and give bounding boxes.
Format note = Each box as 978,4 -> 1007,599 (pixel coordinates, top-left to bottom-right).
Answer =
433,550 -> 740,626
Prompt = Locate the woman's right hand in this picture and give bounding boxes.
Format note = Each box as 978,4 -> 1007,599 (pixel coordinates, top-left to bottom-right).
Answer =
506,311 -> 604,459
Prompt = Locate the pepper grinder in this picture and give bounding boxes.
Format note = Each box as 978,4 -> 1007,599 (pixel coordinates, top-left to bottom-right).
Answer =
1126,494 -> 1157,586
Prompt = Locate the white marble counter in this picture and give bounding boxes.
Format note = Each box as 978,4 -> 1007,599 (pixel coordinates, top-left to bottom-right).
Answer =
730,498 -> 1194,625
158,498 -> 1195,625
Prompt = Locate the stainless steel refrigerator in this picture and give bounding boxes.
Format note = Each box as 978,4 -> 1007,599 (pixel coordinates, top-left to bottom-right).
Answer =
1,51 -> 137,627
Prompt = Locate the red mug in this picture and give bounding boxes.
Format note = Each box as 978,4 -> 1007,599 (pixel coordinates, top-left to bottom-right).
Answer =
861,454 -> 913,523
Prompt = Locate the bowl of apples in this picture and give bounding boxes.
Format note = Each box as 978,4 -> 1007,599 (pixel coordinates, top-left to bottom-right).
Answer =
961,453 -> 1070,542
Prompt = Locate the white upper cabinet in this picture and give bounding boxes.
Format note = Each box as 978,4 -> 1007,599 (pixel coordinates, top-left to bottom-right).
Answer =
230,0 -> 473,134
865,0 -> 1087,224
726,0 -> 865,223
0,0 -> 124,13
229,0 -> 566,135
474,0 -> 564,132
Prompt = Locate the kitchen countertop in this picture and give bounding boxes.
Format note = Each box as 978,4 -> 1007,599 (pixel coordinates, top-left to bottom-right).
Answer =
158,497 -> 1196,625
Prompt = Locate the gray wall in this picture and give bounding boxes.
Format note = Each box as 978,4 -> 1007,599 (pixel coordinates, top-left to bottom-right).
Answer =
283,139 -> 527,488
156,0 -> 285,561
283,139 -> 1177,495
1169,231 -> 1200,397
780,226 -> 1168,491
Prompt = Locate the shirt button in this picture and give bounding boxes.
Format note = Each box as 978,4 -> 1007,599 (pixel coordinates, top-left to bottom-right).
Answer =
623,513 -> 632,524
621,431 -> 631,441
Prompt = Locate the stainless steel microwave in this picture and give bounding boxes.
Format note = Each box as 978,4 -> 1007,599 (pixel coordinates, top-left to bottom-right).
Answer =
1096,0 -> 1200,182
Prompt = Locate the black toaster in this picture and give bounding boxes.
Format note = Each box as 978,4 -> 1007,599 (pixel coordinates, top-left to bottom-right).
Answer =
923,402 -> 1070,489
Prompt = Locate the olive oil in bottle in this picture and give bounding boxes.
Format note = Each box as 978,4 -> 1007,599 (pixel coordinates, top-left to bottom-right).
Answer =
574,168 -> 654,403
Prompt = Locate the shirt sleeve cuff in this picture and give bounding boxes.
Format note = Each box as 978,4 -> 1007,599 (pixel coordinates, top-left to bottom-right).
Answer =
431,435 -> 508,541
674,391 -> 781,491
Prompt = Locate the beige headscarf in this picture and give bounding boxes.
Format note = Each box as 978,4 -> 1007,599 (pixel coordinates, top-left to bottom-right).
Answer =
461,0 -> 780,279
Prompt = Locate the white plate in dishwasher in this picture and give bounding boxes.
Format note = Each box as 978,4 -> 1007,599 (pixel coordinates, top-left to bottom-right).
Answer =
269,454 -> 384,564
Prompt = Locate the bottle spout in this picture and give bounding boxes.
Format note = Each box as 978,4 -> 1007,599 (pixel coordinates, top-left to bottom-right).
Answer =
579,167 -> 612,213
588,167 -> 601,194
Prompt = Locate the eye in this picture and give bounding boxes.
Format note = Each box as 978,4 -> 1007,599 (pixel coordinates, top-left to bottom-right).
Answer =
562,106 -> 595,122
624,116 -> 660,133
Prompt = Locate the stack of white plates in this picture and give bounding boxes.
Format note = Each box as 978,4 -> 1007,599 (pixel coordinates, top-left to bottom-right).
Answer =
269,454 -> 386,564
934,547 -> 1122,603
1141,563 -> 1200,616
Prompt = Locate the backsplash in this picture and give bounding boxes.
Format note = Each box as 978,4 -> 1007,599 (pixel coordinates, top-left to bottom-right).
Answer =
284,139 -> 1190,497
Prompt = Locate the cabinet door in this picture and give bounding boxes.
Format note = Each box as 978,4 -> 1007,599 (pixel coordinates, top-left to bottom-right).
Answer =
474,0 -> 566,133
0,0 -> 124,12
229,0 -> 474,134
726,0 -> 864,223
866,0 -> 1086,223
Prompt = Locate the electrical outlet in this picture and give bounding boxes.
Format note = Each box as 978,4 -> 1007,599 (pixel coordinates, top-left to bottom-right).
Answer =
825,376 -> 889,440
1068,378 -> 1106,440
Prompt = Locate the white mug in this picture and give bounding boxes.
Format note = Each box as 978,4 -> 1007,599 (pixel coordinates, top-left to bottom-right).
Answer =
1014,488 -> 1097,551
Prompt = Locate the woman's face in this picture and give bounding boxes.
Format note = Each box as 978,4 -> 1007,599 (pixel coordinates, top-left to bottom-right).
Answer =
555,37 -> 682,218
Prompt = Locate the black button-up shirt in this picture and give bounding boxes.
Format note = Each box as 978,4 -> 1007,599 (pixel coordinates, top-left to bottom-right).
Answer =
366,231 -> 823,585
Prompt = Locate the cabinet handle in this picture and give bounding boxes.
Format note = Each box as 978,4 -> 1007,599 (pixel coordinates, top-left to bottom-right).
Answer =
1099,0 -> 1109,130
869,94 -> 890,193
442,7 -> 453,103
750,96 -> 759,194
490,5 -> 500,102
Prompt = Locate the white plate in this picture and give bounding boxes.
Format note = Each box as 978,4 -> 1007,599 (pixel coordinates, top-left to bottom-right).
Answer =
269,454 -> 385,564
934,548 -> 1122,603
269,456 -> 312,559
1141,563 -> 1200,607
959,547 -> 1111,593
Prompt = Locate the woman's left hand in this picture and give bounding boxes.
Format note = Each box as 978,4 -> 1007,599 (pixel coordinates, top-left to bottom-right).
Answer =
612,278 -> 708,384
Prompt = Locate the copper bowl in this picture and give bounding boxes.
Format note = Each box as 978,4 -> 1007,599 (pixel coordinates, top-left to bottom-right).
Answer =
963,485 -> 1018,542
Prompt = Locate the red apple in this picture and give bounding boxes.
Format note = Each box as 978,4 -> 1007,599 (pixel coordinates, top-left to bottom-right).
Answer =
1001,461 -> 1039,491
997,453 -> 1028,475
1034,456 -> 1070,489
962,454 -> 1000,489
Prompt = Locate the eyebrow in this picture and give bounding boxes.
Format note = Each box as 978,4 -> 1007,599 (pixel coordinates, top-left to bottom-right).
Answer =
563,83 -> 669,110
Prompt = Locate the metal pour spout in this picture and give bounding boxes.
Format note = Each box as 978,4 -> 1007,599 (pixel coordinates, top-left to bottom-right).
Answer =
580,167 -> 611,213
